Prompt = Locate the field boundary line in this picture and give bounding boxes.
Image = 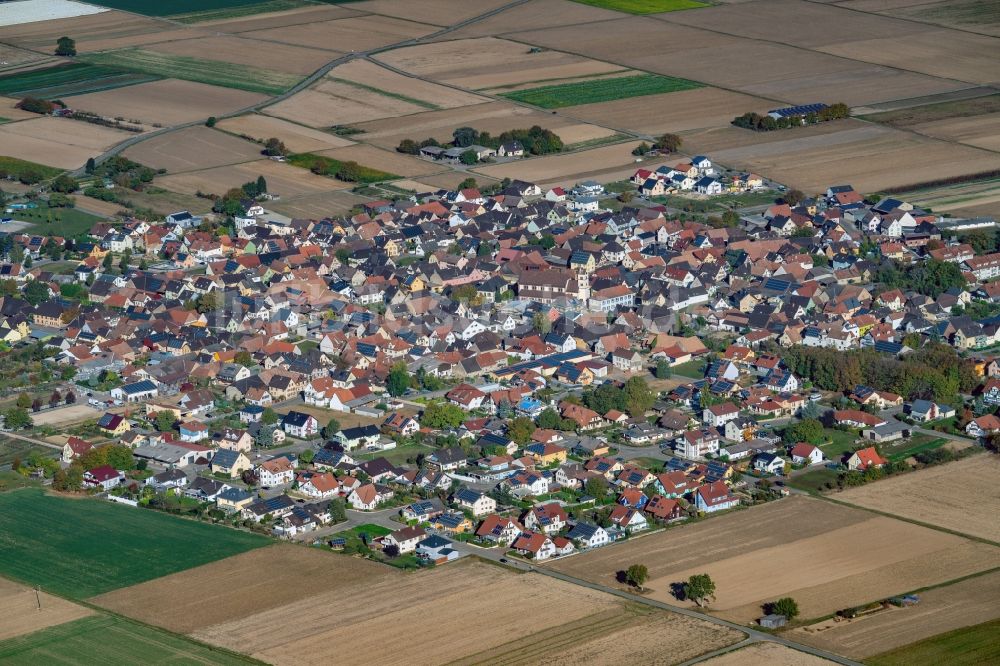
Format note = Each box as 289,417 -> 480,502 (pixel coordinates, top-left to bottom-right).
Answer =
799,0 -> 1000,40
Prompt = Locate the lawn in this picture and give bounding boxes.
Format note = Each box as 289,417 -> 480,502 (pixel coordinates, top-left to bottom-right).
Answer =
0,489 -> 268,598
670,359 -> 706,379
867,618 -> 1000,666
81,50 -> 300,96
0,156 -> 64,182
330,523 -> 392,550
287,153 -> 399,184
353,443 -> 432,466
14,204 -> 106,238
500,73 -> 702,109
88,0 -> 273,16
0,615 -> 255,665
819,428 -> 861,462
785,465 -> 841,494
882,435 -> 948,463
0,63 -> 159,98
570,0 -> 708,13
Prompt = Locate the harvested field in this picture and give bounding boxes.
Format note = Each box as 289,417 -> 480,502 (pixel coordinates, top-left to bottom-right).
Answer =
331,59 -> 489,109
819,31 -> 1000,85
911,113 -> 1000,152
0,117 -> 135,169
313,144 -> 444,178
0,45 -> 53,72
579,0 -> 709,12
144,35 -> 334,76
29,404 -> 99,427
866,618 -> 1000,666
473,141 -> 665,186
193,559 -> 740,665
0,578 -> 93,641
548,496 -> 1000,623
217,114 -> 353,153
265,77 -> 431,128
122,126 -> 263,173
440,0 -> 623,40
93,545 -> 387,633
74,195 -> 124,217
342,0 -> 511,26
241,15 -> 433,53
791,570 -> 1000,660
109,185 -> 214,216
683,121 -> 1000,193
878,0 -> 1000,38
412,170 -> 501,192
859,94 -> 1000,127
65,79 -> 267,128
0,11 -> 191,53
157,159 -> 346,199
0,96 -> 44,121
699,642 -> 831,666
899,178 -> 1000,217
189,4 -> 362,31
567,87 -> 775,134
375,37 -> 626,90
836,454 -> 1000,542
267,190 -> 372,219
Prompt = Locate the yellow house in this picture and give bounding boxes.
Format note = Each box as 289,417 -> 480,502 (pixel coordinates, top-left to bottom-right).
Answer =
526,443 -> 568,466
216,487 -> 254,512
145,402 -> 182,420
0,317 -> 30,343
211,450 -> 252,478
97,413 -> 131,436
430,513 -> 474,534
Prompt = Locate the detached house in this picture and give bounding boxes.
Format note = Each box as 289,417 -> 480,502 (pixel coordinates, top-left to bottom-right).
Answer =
257,457 -> 294,487
282,411 -> 319,438
83,465 -> 124,491
695,481 -> 740,513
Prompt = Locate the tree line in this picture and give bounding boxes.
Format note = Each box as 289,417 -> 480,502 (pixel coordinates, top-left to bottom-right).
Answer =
732,103 -> 849,132
397,125 -> 564,158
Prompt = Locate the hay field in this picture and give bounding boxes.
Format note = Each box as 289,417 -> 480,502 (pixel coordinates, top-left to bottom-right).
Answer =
548,496 -> 1000,623
158,159 -> 346,198
685,122 -> 1000,193
331,59 -> 490,109
0,578 -> 93,642
791,570 -> 1000,660
313,144 -> 445,177
375,37 -> 627,89
836,455 -> 1000,542
144,35 -> 335,75
123,126 -> 263,172
0,117 -> 135,169
65,79 -> 266,127
191,559 -> 740,665
217,115 -> 354,153
566,87 -> 774,134
700,642 -> 832,666
241,15 -> 433,53
473,141 -> 663,185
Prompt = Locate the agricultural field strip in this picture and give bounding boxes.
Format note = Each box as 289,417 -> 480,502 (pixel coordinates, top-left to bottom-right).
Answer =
0,63 -> 161,98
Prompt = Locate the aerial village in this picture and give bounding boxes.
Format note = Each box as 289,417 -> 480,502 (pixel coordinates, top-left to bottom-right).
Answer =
2,151 -> 998,570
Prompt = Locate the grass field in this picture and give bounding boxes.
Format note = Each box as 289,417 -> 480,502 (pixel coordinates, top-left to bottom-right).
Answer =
14,204 -> 106,238
819,428 -> 860,461
0,615 -> 255,665
82,50 -> 300,96
861,94 -> 1000,128
786,466 -> 841,494
287,153 -> 399,184
0,437 -> 55,467
0,489 -> 268,598
501,73 -> 702,109
169,0 -> 310,22
86,0 -> 274,16
570,0 -> 709,13
670,359 -> 706,379
867,619 -> 1000,666
883,435 -> 948,463
0,63 -> 159,98
0,156 -> 63,181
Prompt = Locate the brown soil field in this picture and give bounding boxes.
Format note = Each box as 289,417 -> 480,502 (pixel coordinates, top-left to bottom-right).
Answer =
267,190 -> 371,219
93,545 -> 388,633
195,4 -> 364,32
0,44 -> 52,71
69,27 -> 213,54
76,195 -> 126,218
700,642 -> 832,666
912,113 -> 1000,152
314,144 -> 448,177
684,122 -> 1000,193
791,570 -> 1000,659
412,171 -> 501,191
241,15 -> 433,53
0,577 -> 94,641
878,0 -> 1000,38
439,0 -> 624,40
0,11 -> 167,51
901,180 -> 1000,218
836,454 -> 1000,542
332,59 -> 490,109
216,114 -> 354,153
566,87 -> 775,135
123,126 -> 263,173
65,79 -> 266,128
0,96 -> 45,121
343,0 -> 512,27
157,159 -> 346,199
473,141 -> 663,185
265,80 -> 430,128
0,117 -> 134,169
192,559 -> 740,665
375,37 -> 626,90
818,31 -> 1000,85
548,496 -> 1000,623
109,186 -> 214,216
144,35 -> 334,75
30,404 -> 101,427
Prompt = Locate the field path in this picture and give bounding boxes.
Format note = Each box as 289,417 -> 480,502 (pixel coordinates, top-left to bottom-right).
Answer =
70,0 -> 535,177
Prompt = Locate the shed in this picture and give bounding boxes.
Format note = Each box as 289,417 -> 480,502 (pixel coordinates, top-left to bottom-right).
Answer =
759,614 -> 787,628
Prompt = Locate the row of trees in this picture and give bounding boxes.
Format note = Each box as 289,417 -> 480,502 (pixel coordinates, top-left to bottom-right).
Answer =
631,133 -> 682,156
397,125 -> 564,157
732,103 -> 849,131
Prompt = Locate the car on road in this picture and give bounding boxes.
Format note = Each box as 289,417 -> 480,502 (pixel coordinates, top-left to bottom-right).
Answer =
499,558 -> 508,563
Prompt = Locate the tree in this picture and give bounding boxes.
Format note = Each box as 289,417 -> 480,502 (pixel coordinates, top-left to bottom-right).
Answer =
255,427 -> 274,448
256,175 -> 267,194
51,174 -> 79,193
453,126 -> 479,148
532,312 -> 551,335
330,497 -> 347,522
23,280 -> 50,306
322,417 -> 341,440
65,391 -> 76,404
49,390 -> 61,407
625,563 -> 648,589
783,418 -> 825,445
783,189 -> 805,206
537,408 -> 563,430
767,597 -> 799,620
585,475 -> 608,497
55,36 -> 76,57
16,393 -> 32,409
153,410 -> 175,432
396,139 -> 419,154
299,449 -> 314,464
205,116 -> 217,127
387,362 -> 411,397
507,416 -> 536,445
234,351 -> 254,367
683,573 -> 716,607
655,359 -> 671,379
263,137 -> 288,157
85,157 -> 96,174
458,177 -> 478,190
261,407 -> 279,425
3,407 -> 32,430
420,401 -> 465,429
459,149 -> 478,165
653,133 -> 682,153
623,376 -> 655,417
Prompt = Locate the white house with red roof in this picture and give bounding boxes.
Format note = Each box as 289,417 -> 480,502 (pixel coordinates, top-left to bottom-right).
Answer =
695,481 -> 740,513
846,447 -> 888,472
512,531 -> 556,560
83,465 -> 124,491
789,443 -> 823,465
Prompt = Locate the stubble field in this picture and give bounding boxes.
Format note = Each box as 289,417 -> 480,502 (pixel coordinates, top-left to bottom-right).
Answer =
0,116 -> 136,169
473,141 -> 666,187
217,114 -> 355,153
547,496 -> 1000,623
835,454 -> 1000,542
239,14 -> 433,52
122,126 -> 264,172
156,159 -> 347,198
142,34 -> 335,75
699,642 -> 831,666
0,578 -> 93,642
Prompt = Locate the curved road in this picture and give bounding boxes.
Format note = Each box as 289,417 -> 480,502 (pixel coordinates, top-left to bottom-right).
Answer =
70,0 -> 533,177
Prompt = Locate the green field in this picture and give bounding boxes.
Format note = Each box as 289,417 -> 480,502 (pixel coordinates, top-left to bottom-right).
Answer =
287,153 -> 399,184
170,0 -> 309,22
0,489 -> 268,598
570,0 -> 708,14
81,50 -> 300,96
0,156 -> 63,183
882,435 -> 948,463
0,63 -> 159,98
867,619 -> 1000,666
88,0 -> 273,16
670,359 -> 706,379
819,428 -> 861,461
14,204 -> 106,238
786,466 -> 841,494
501,73 -> 702,109
0,615 -> 256,665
